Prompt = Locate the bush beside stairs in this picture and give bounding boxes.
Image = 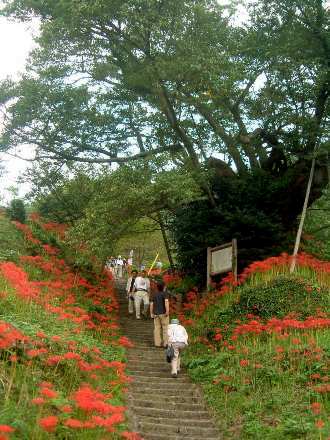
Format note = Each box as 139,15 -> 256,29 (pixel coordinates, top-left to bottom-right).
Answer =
116,280 -> 221,440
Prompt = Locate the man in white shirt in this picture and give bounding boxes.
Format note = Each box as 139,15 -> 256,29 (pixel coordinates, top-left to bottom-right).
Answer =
116,256 -> 124,278
126,269 -> 138,315
133,270 -> 151,319
167,318 -> 188,378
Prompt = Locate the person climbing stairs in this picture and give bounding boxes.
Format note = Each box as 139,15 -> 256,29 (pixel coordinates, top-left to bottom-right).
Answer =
116,280 -> 221,440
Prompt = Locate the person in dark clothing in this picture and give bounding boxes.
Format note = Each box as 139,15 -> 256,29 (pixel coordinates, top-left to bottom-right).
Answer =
150,281 -> 170,347
125,269 -> 138,315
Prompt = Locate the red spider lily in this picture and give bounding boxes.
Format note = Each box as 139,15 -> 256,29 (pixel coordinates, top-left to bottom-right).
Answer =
0,263 -> 39,301
122,432 -> 143,440
45,355 -> 64,366
63,352 -> 82,361
12,221 -> 41,245
60,405 -> 72,413
91,413 -> 125,431
40,387 -> 58,399
39,381 -> 54,388
310,402 -> 322,415
315,419 -> 325,429
118,336 -> 134,348
0,320 -> 29,349
39,416 -> 58,433
292,338 -> 301,345
64,419 -> 85,429
27,348 -> 48,357
72,384 -> 126,415
313,384 -> 330,394
31,397 -> 46,405
0,426 -> 14,433
239,359 -> 249,367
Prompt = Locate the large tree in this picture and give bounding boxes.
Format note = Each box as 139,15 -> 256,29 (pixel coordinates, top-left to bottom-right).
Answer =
0,0 -> 328,273
1,1 -> 328,171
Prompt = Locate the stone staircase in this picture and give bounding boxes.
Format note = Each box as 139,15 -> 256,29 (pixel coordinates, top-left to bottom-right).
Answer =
116,280 -> 221,440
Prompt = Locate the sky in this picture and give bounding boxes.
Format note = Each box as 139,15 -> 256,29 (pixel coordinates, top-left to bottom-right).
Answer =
0,13 -> 39,204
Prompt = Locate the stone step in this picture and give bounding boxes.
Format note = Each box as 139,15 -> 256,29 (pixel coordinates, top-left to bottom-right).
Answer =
132,406 -> 210,420
127,357 -> 166,364
137,420 -> 219,437
130,398 -> 207,411
129,384 -> 200,395
125,340 -> 155,345
127,348 -> 163,354
126,357 -> 172,364
129,371 -> 188,380
115,283 -> 220,440
127,361 -> 171,369
127,366 -> 177,375
142,435 -> 220,440
129,374 -> 191,384
127,351 -> 165,359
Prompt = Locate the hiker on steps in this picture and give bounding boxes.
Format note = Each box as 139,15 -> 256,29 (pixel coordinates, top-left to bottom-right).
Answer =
167,318 -> 188,378
150,281 -> 169,348
126,269 -> 138,316
133,270 -> 151,320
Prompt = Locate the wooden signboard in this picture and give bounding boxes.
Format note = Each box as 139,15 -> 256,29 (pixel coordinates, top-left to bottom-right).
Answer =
207,239 -> 237,288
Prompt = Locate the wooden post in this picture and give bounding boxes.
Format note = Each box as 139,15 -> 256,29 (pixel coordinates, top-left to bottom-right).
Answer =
232,238 -> 238,282
206,247 -> 212,290
290,157 -> 316,273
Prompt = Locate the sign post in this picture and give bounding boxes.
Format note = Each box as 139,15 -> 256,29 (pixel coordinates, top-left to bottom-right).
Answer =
207,239 -> 237,289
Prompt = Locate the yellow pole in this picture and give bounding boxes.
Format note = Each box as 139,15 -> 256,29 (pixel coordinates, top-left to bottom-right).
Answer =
148,253 -> 159,275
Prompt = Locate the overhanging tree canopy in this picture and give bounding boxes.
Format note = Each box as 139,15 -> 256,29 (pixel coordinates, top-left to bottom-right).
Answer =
0,0 -> 328,175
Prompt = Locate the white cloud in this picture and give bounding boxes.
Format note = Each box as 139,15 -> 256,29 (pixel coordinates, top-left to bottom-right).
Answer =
0,14 -> 39,204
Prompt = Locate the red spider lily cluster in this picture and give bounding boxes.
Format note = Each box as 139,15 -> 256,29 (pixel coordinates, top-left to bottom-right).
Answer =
169,251 -> 330,435
29,212 -> 68,239
238,252 -> 330,283
0,219 -> 139,438
171,252 -> 330,329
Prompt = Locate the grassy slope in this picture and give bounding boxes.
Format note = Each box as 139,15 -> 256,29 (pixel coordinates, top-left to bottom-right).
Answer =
0,215 -> 127,439
183,271 -> 330,439
0,215 -> 26,262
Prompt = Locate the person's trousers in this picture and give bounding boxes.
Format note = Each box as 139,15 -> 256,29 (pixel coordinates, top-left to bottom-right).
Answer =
153,314 -> 169,347
134,290 -> 149,318
171,342 -> 186,374
128,296 -> 134,314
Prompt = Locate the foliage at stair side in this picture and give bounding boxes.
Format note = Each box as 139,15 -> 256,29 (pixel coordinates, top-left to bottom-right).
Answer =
0,215 -> 137,439
180,257 -> 330,439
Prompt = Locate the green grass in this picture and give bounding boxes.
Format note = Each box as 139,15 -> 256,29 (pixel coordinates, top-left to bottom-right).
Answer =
0,215 -> 127,439
0,214 -> 28,263
183,272 -> 330,439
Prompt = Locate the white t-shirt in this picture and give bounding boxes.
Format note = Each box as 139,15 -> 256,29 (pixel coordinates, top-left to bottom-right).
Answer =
168,324 -> 188,345
134,276 -> 150,292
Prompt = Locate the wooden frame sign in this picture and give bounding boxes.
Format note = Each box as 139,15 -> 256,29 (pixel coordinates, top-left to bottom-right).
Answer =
207,239 -> 237,288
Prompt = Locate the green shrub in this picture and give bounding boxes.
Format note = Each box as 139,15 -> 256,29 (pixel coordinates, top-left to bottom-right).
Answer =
7,199 -> 26,223
235,276 -> 329,319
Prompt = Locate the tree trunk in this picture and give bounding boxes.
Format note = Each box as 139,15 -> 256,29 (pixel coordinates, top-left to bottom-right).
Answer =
157,212 -> 175,269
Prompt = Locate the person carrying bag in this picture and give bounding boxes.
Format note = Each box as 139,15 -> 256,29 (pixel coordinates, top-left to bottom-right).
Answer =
167,318 -> 188,378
